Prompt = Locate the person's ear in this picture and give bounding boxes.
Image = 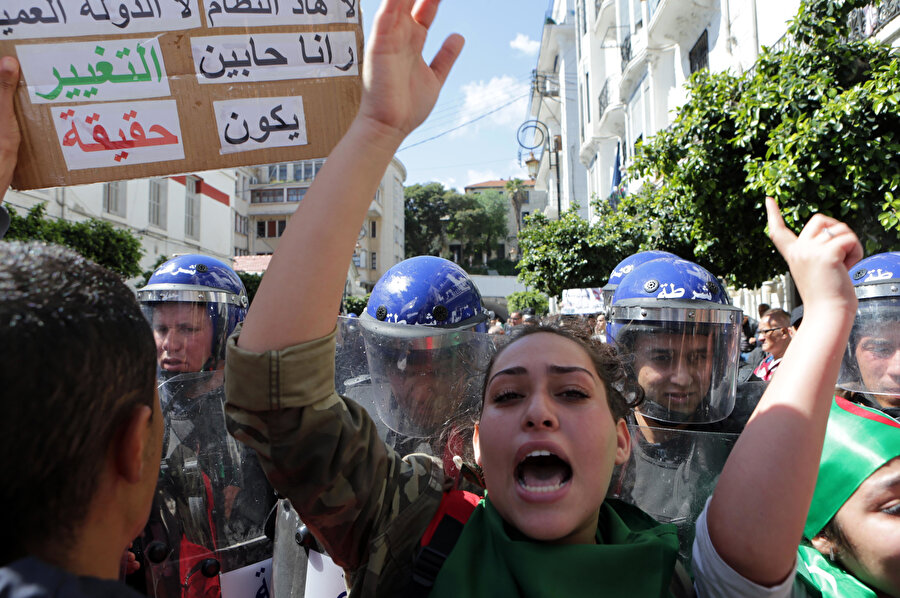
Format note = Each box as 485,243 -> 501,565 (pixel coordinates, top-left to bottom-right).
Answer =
473,422 -> 482,467
810,533 -> 839,562
114,405 -> 154,484
614,418 -> 631,465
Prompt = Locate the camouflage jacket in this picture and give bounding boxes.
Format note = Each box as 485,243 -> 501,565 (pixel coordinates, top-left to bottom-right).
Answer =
224,326 -> 445,598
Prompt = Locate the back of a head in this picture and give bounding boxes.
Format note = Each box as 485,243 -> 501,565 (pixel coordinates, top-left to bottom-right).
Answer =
0,242 -> 156,564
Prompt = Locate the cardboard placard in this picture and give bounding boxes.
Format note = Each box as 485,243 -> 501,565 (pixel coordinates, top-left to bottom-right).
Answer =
0,0 -> 363,190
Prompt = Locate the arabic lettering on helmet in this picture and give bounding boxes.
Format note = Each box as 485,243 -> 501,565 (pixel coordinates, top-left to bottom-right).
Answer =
691,290 -> 713,301
656,284 -> 686,299
864,268 -> 894,283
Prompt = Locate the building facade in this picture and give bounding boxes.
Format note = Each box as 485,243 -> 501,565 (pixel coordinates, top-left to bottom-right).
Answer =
4,170 -> 240,278
464,178 -> 548,260
245,156 -> 407,291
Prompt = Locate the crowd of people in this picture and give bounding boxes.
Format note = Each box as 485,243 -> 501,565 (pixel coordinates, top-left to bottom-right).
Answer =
2,1 -> 900,597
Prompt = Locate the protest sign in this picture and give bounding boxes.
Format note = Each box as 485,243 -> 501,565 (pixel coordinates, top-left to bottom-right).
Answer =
0,0 -> 363,190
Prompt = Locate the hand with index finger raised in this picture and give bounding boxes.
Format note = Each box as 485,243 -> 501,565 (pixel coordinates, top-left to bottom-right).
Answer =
765,197 -> 861,318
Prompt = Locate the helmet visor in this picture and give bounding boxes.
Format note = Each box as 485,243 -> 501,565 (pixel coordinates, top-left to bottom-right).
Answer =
611,304 -> 741,423
360,322 -> 495,438
838,298 -> 900,401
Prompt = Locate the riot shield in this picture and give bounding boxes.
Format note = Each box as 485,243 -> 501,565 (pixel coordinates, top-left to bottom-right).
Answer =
608,424 -> 740,570
143,372 -> 275,598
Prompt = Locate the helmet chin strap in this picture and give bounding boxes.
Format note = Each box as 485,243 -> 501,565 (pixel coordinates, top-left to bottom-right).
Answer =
201,355 -> 219,372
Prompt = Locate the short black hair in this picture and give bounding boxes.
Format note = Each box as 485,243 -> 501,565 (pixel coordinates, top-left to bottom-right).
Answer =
0,242 -> 156,564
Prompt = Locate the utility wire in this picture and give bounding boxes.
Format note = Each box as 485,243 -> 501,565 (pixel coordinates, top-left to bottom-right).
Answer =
398,93 -> 530,152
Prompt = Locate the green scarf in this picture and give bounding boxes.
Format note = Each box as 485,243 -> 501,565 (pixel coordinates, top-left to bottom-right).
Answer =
429,496 -> 680,598
796,544 -> 877,598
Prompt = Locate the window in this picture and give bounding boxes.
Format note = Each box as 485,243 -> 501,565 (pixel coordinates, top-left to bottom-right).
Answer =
287,188 -> 306,202
584,73 -> 591,123
267,164 -> 277,180
352,252 -> 361,267
374,187 -> 382,205
314,159 -> 325,178
370,252 -> 377,270
256,219 -> 287,238
370,220 -> 377,238
627,75 -> 651,159
185,176 -> 201,240
292,162 -> 305,181
103,181 -> 126,217
234,247 -> 249,256
278,164 -> 288,181
148,178 -> 167,228
251,189 -> 284,203
234,213 -> 249,235
689,30 -> 709,74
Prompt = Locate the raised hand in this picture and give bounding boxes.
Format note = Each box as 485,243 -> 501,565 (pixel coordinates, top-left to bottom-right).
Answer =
765,196 -> 861,318
358,0 -> 464,148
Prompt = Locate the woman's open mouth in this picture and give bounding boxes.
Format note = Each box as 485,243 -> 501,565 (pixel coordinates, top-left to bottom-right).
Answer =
515,450 -> 573,493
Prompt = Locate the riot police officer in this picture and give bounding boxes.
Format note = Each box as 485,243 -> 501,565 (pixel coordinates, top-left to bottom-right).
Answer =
137,255 -> 274,598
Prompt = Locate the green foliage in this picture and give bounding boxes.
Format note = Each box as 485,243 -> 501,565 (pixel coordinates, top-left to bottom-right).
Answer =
505,178 -> 528,235
507,290 -> 549,315
516,206 -> 624,300
136,254 -> 170,288
405,182 -> 508,265
627,0 -> 900,286
464,257 -> 518,276
238,272 -> 263,304
404,182 -> 452,257
343,293 -> 370,316
5,204 -> 144,278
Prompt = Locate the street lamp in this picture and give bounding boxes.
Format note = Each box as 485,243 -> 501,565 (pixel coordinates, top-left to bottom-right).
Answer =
516,119 -> 561,219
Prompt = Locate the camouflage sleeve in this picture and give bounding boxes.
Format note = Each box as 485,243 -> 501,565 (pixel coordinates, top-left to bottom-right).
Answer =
224,325 -> 445,580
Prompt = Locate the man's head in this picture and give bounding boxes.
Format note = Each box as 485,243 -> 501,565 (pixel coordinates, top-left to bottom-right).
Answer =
0,242 -> 161,568
838,252 -> 900,409
758,308 -> 791,359
138,254 -> 249,376
608,256 -> 741,424
508,311 -> 523,326
757,303 -> 771,320
359,256 -> 493,437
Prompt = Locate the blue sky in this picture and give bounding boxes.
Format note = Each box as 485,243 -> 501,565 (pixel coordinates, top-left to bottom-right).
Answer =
359,0 -> 550,191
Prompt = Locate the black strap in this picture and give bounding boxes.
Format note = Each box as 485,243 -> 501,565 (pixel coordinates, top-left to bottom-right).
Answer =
405,515 -> 465,597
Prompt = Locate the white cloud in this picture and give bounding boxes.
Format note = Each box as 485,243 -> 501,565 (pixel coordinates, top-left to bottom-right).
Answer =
510,33 -> 540,56
451,75 -> 530,137
465,169 -> 502,187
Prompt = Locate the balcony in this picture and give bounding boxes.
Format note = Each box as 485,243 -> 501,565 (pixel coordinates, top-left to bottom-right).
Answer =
597,78 -> 610,119
620,34 -> 632,72
848,1 -> 900,41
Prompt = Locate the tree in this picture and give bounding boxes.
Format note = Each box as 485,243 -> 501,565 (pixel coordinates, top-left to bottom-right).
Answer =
516,206 -> 628,300
445,190 -> 509,265
504,178 -> 527,236
404,182 -> 451,257
137,254 -> 170,288
628,0 -> 900,286
342,293 -> 370,316
5,204 -> 144,278
507,290 -> 549,316
238,272 -> 263,304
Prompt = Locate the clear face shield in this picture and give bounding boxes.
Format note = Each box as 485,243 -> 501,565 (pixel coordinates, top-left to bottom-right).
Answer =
143,372 -> 273,598
359,315 -> 495,438
838,296 -> 900,403
611,303 -> 741,424
138,288 -> 244,380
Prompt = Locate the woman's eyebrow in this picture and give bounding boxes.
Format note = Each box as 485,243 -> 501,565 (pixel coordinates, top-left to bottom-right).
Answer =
866,469 -> 900,497
487,366 -> 526,384
548,365 -> 593,376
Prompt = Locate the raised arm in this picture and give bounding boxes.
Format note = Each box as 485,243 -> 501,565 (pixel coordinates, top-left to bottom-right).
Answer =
237,0 -> 463,352
706,197 -> 863,585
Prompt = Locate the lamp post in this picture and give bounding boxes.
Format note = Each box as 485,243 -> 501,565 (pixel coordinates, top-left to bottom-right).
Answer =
516,119 -> 561,219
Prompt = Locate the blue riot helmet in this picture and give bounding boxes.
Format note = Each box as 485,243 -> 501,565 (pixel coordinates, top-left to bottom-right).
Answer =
838,252 -> 900,407
602,251 -> 677,312
138,254 -> 249,377
359,256 -> 493,437
608,257 -> 742,424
